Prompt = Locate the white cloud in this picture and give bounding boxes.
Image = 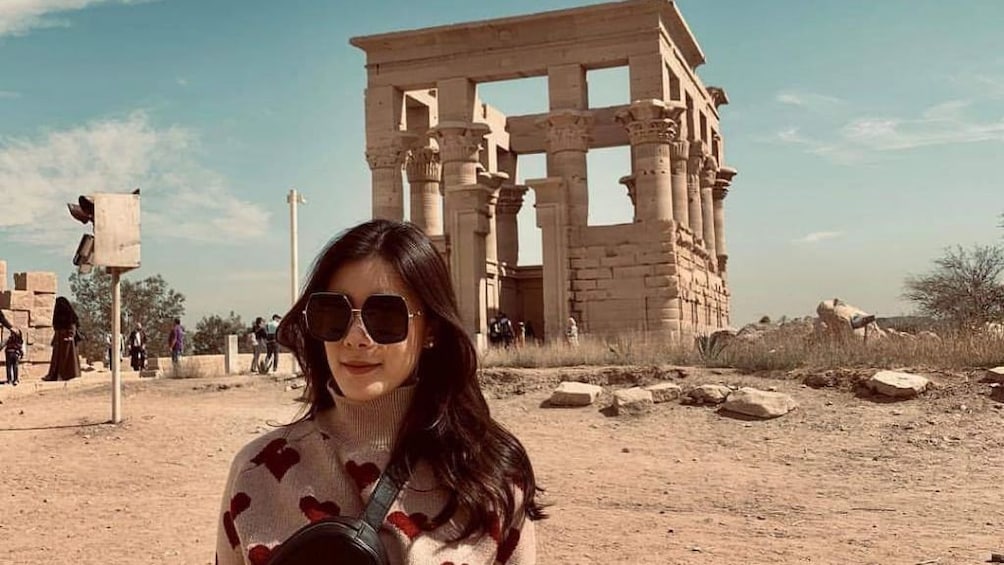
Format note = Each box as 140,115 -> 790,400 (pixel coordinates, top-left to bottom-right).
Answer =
0,0 -> 148,38
794,231 -> 842,244
776,90 -> 844,109
0,111 -> 270,251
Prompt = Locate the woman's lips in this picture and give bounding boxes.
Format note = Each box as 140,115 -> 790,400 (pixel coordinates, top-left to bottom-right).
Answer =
341,362 -> 380,375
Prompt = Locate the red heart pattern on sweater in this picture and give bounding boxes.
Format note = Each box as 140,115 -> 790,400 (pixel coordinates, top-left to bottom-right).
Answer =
387,510 -> 429,539
299,495 -> 341,522
222,492 -> 252,548
250,438 -> 301,482
247,544 -> 273,565
345,460 -> 381,490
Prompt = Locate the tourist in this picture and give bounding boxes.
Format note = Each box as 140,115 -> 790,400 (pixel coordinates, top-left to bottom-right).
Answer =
127,322 -> 147,371
2,328 -> 24,385
248,317 -> 267,373
263,314 -> 281,372
42,297 -> 81,381
168,318 -> 185,366
215,219 -> 543,565
565,316 -> 579,347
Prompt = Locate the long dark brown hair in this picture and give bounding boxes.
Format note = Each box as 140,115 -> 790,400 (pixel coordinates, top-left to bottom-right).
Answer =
277,219 -> 545,540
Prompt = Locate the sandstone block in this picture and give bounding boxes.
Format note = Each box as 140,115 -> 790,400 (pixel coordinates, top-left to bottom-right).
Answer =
31,306 -> 54,328
549,381 -> 603,407
685,384 -> 732,405
722,387 -> 798,419
28,345 -> 52,364
644,382 -> 683,403
33,292 -> 56,310
984,367 -> 1004,384
28,327 -> 54,346
613,265 -> 653,278
0,290 -> 32,311
1,309 -> 28,328
571,279 -> 597,291
645,275 -> 672,288
866,371 -> 929,398
578,267 -> 612,280
570,257 -> 600,269
13,272 -> 57,294
612,387 -> 654,416
600,255 -> 638,268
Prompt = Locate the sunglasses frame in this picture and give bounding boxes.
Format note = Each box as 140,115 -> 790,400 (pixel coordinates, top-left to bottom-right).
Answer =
303,292 -> 422,345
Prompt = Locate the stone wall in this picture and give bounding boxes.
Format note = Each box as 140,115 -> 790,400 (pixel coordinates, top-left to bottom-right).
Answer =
0,261 -> 59,380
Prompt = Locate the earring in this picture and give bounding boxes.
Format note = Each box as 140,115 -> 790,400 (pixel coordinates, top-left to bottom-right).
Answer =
423,339 -> 435,349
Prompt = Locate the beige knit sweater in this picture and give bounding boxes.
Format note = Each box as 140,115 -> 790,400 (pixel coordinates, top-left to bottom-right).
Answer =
215,385 -> 536,565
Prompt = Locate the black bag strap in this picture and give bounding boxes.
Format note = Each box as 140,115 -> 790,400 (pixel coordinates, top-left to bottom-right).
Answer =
361,456 -> 409,530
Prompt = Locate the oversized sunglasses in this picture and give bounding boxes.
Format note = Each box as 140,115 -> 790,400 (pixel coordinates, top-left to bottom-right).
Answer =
303,292 -> 422,345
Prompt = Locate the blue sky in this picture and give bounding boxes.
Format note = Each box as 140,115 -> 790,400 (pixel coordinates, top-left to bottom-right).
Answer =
0,0 -> 1001,329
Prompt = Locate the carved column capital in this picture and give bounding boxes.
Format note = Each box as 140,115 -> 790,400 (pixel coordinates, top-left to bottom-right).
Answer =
429,121 -> 491,164
537,110 -> 593,153
700,154 -> 720,188
615,99 -> 686,145
405,147 -> 442,183
670,140 -> 690,173
618,174 -> 637,207
496,185 -> 529,215
713,179 -> 731,200
688,140 -> 707,173
717,166 -> 738,184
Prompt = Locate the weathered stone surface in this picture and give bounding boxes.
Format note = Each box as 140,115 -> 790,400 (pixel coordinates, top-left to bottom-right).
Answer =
549,381 -> 603,407
13,272 -> 57,294
30,306 -> 54,328
644,382 -> 682,403
0,290 -> 32,311
722,387 -> 798,419
866,371 -> 929,398
0,309 -> 28,329
984,367 -> 1004,385
32,292 -> 56,310
612,387 -> 654,416
816,298 -> 885,341
804,373 -> 837,388
27,327 -> 54,346
685,384 -> 732,405
28,345 -> 52,364
991,384 -> 1004,403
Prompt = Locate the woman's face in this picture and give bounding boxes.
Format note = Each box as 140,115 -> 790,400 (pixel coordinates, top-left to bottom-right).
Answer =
323,257 -> 429,402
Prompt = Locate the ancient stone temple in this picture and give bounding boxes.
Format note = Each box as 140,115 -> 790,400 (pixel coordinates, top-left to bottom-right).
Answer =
351,0 -> 738,344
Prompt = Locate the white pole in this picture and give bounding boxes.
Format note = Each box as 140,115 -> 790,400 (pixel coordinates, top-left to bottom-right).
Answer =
110,268 -> 122,424
287,189 -> 306,305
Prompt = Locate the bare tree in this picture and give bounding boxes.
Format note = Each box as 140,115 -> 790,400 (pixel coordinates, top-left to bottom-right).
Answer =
903,245 -> 1004,331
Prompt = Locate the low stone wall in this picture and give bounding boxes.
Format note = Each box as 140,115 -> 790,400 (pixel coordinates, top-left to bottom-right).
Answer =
146,352 -> 298,377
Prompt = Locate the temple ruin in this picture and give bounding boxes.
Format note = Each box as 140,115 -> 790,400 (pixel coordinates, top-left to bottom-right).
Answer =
351,0 -> 738,344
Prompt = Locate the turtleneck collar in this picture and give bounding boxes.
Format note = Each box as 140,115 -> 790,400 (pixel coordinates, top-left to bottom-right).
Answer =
315,382 -> 416,452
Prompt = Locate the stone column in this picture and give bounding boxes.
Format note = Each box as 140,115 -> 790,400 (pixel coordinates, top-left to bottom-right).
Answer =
526,177 -> 569,342
687,140 -> 706,244
670,139 -> 690,229
700,154 -> 718,265
447,183 -> 496,346
405,146 -> 443,235
496,185 -> 528,267
618,175 -> 637,222
431,122 -> 491,219
365,133 -> 415,221
713,166 -> 738,276
538,110 -> 592,227
615,100 -> 686,224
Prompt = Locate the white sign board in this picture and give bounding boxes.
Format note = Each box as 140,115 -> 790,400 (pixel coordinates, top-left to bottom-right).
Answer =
93,193 -> 141,269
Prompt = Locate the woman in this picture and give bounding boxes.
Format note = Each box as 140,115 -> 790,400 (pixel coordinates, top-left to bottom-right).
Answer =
216,220 -> 544,565
43,296 -> 81,381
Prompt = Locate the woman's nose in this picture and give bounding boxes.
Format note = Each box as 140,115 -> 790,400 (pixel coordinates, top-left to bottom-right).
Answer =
342,312 -> 373,347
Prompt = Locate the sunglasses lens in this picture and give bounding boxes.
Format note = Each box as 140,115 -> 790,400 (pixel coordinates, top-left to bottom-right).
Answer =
362,294 -> 410,344
305,293 -> 352,341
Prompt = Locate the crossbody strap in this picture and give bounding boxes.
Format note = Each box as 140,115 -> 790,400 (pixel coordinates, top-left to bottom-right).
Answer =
361,456 -> 410,530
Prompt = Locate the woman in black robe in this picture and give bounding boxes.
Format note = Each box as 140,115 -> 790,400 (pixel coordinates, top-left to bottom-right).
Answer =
43,296 -> 81,381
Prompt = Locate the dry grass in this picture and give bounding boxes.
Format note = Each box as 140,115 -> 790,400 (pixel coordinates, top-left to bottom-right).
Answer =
481,331 -> 1004,372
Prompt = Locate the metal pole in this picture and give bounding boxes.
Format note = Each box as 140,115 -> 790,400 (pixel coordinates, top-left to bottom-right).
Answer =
287,189 -> 306,306
110,268 -> 122,424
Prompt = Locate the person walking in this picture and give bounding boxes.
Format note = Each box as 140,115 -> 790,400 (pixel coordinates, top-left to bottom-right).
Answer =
249,317 -> 267,373
263,314 -> 281,373
127,322 -> 147,371
3,328 -> 25,385
168,318 -> 185,367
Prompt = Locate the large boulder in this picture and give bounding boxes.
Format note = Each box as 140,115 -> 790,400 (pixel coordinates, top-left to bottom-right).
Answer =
816,298 -> 886,341
549,381 -> 603,407
866,370 -> 929,398
612,387 -> 654,416
722,387 -> 798,419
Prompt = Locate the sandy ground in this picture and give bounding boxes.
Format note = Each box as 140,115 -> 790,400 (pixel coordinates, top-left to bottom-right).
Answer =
1,366 -> 1002,565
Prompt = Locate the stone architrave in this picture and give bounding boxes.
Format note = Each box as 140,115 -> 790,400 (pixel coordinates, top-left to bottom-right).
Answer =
405,146 -> 444,235
365,132 -> 417,221
615,100 -> 686,224
700,154 -> 719,267
687,141 -> 706,244
495,185 -> 528,266
526,177 -> 569,341
538,110 -> 592,227
714,166 -> 738,275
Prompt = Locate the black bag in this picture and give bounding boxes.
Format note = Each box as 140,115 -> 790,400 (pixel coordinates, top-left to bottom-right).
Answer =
266,458 -> 408,565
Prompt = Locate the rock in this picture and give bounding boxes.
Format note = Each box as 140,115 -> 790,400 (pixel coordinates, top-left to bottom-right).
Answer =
685,384 -> 732,405
644,382 -> 683,403
721,387 -> 798,419
816,298 -> 886,342
983,367 -> 1004,384
612,387 -> 654,416
549,381 -> 603,407
866,370 -> 929,398
991,384 -> 1004,403
804,373 -> 837,388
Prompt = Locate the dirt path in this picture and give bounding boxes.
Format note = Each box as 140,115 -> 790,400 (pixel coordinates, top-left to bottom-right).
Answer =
1,368 -> 1001,564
